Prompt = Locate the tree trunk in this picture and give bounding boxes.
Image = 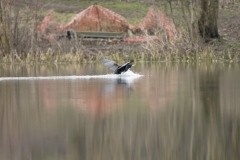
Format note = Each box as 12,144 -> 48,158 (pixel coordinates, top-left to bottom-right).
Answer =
198,0 -> 219,40
0,0 -> 11,55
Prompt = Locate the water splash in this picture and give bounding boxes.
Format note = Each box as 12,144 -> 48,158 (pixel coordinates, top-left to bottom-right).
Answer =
0,70 -> 143,81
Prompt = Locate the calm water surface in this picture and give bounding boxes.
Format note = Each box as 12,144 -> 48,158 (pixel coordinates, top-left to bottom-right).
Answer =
0,62 -> 240,160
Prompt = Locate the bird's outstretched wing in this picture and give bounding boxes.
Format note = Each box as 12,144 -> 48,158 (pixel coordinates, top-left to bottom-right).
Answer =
100,58 -> 119,71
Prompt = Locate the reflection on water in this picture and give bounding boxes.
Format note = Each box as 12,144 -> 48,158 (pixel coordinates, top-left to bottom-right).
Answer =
1,63 -> 240,160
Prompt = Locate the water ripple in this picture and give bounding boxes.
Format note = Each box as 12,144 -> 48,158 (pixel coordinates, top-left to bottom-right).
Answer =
0,70 -> 143,81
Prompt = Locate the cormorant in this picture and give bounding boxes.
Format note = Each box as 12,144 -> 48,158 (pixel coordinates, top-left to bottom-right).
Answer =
100,58 -> 134,74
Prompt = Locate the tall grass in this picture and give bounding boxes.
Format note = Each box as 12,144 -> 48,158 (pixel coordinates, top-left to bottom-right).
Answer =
1,43 -> 239,64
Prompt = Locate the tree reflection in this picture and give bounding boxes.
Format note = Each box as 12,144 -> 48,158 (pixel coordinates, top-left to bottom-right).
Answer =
196,64 -> 223,159
1,63 -> 240,159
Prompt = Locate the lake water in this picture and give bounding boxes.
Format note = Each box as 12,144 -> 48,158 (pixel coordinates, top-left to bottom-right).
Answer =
0,62 -> 240,160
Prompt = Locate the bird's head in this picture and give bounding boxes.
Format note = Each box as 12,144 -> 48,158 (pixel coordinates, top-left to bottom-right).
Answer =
130,60 -> 134,64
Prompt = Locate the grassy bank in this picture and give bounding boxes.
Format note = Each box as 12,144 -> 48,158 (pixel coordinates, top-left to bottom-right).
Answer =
1,0 -> 240,64
1,47 -> 239,64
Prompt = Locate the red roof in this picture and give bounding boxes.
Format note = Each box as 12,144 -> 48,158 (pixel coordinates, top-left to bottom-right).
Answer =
141,8 -> 178,40
63,4 -> 130,32
38,10 -> 55,32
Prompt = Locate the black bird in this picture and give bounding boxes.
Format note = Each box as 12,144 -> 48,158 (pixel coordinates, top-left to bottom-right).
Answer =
100,58 -> 134,74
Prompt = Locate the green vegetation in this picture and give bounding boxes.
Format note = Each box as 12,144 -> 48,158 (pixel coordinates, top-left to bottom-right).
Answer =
39,1 -> 149,23
52,12 -> 76,23
0,0 -> 240,64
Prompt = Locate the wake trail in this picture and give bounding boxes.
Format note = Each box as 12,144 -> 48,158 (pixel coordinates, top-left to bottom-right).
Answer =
0,70 -> 143,81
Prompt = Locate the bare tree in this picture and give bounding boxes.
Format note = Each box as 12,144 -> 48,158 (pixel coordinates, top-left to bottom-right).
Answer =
0,0 -> 11,55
